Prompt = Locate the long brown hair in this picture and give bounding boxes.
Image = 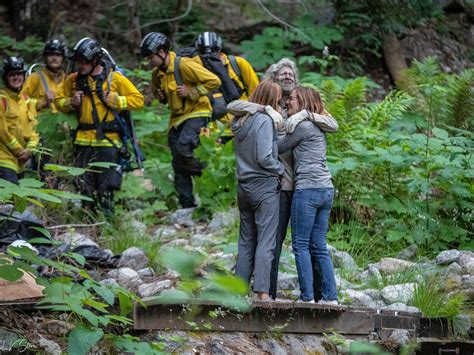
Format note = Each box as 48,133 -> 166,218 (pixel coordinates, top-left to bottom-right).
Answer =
249,79 -> 282,109
293,86 -> 324,114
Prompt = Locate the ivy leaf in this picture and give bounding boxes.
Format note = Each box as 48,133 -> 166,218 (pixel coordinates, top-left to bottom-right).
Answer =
68,324 -> 104,355
0,264 -> 24,282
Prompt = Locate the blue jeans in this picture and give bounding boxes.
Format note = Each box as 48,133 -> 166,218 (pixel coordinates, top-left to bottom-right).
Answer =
291,188 -> 337,301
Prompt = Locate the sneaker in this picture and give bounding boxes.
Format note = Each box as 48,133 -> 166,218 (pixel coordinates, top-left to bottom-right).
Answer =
296,299 -> 316,304
317,299 -> 339,305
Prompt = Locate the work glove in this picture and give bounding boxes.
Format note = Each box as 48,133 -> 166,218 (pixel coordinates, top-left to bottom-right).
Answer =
286,110 -> 310,134
227,100 -> 263,115
264,105 -> 286,134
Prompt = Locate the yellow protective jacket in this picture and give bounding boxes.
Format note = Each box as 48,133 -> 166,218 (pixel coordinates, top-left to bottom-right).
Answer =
22,67 -> 65,112
151,51 -> 221,129
0,89 -> 39,173
220,53 -> 259,101
55,70 -> 144,147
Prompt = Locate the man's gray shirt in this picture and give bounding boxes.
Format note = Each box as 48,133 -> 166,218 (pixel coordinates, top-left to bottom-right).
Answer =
277,121 -> 333,190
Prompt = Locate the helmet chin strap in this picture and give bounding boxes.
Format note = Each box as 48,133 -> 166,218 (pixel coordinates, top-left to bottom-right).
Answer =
158,51 -> 169,71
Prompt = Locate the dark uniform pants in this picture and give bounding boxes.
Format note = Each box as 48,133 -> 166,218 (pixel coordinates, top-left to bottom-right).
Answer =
168,118 -> 207,208
73,145 -> 122,212
0,167 -> 19,185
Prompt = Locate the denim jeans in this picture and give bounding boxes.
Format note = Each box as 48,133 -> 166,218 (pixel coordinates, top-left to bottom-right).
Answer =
291,188 -> 337,301
269,190 -> 322,300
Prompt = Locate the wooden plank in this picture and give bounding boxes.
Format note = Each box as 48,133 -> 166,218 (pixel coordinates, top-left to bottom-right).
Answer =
134,300 -> 374,334
418,318 -> 450,338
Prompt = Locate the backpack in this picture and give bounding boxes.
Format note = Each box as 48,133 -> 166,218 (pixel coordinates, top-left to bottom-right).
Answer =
174,51 -> 243,121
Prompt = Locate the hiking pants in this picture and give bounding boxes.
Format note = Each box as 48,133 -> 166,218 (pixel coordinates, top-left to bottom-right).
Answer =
168,117 -> 207,208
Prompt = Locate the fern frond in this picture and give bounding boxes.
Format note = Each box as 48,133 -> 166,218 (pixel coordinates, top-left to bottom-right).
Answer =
360,91 -> 414,129
343,77 -> 367,114
445,69 -> 474,130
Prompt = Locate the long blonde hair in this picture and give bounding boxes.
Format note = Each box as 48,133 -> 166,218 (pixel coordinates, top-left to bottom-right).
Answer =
249,79 -> 282,108
293,86 -> 324,114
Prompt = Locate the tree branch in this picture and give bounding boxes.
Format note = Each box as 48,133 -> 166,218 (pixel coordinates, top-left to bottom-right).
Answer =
254,0 -> 310,41
134,0 -> 193,32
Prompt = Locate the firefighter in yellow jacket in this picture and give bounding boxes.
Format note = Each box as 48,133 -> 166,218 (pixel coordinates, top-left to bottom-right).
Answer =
195,32 -> 259,143
140,32 -> 221,208
55,38 -> 144,213
0,57 -> 39,184
22,38 -> 67,112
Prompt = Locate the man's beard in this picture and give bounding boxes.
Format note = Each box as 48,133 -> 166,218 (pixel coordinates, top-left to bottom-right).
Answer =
280,81 -> 296,94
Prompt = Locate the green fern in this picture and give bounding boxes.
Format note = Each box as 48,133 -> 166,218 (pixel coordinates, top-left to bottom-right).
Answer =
445,69 -> 474,130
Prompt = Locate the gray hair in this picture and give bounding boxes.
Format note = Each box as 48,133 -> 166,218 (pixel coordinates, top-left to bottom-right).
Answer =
263,58 -> 299,84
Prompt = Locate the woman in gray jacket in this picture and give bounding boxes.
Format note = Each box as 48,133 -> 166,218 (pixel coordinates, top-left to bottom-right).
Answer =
231,79 -> 285,301
277,86 -> 338,304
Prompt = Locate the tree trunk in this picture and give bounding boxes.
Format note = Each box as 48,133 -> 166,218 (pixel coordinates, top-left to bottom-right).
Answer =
128,0 -> 142,56
382,32 -> 416,93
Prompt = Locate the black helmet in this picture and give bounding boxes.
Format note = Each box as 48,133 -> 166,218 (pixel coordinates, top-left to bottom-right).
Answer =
140,32 -> 170,58
69,37 -> 103,62
44,38 -> 67,56
1,56 -> 26,77
195,32 -> 222,54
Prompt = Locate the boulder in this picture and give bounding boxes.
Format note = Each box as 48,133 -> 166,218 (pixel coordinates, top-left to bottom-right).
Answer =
117,247 -> 149,270
445,262 -> 462,275
396,245 -> 418,261
444,274 -> 462,291
153,226 -> 177,241
55,232 -> 98,248
436,249 -> 461,265
345,289 -> 376,308
137,267 -> 155,278
129,219 -> 147,235
39,320 -> 74,337
458,252 -> 474,268
371,258 -> 415,275
277,273 -> 299,291
169,207 -> 196,227
257,338 -> 288,355
388,329 -> 410,347
100,278 -> 119,288
453,314 -> 471,336
461,275 -> 474,289
381,283 -> 415,304
138,280 -> 173,298
333,251 -> 358,270
37,337 -> 61,355
116,267 -> 143,290
363,288 -> 383,301
360,266 -> 383,285
208,209 -> 238,233
382,303 -> 420,314
190,233 -> 220,247
462,261 -> 474,276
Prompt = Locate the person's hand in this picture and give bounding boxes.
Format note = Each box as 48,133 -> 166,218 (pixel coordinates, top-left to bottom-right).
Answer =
71,91 -> 84,107
103,91 -> 110,104
265,105 -> 286,134
18,148 -> 32,164
45,90 -> 55,101
156,88 -> 166,102
177,85 -> 190,97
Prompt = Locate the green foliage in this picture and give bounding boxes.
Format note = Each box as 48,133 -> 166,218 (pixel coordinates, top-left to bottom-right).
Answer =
310,58 -> 474,259
348,341 -> 389,354
194,130 -> 237,213
153,248 -> 250,312
0,34 -> 44,62
410,278 -> 466,319
240,25 -> 342,70
36,111 -> 77,166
